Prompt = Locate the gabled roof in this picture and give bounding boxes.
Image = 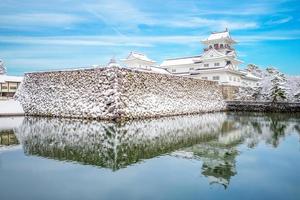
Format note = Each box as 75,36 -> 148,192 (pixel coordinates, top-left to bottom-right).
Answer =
239,70 -> 261,80
0,75 -> 23,83
160,56 -> 201,67
122,52 -> 156,63
201,48 -> 227,59
202,29 -> 236,44
207,30 -> 230,40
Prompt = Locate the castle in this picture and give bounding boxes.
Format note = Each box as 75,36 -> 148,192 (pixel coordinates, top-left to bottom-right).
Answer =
121,29 -> 260,87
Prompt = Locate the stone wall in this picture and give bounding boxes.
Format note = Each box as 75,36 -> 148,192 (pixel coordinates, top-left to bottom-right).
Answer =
226,101 -> 300,112
15,67 -> 226,120
221,85 -> 239,100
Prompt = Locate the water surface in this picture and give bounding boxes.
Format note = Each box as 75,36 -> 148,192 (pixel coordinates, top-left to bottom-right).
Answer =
0,112 -> 300,200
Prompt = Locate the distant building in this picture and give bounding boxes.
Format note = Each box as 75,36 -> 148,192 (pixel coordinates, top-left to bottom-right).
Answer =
0,60 -> 23,98
121,52 -> 156,70
120,52 -> 170,74
160,29 -> 260,87
107,57 -> 122,68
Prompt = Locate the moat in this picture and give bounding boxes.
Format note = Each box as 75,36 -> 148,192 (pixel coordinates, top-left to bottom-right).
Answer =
0,112 -> 300,200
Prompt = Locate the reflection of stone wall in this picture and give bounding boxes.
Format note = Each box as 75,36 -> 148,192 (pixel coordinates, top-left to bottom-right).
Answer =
14,113 -> 227,170
15,67 -> 226,120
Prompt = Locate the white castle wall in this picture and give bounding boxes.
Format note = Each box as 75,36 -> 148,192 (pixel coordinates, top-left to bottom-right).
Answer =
15,67 -> 226,120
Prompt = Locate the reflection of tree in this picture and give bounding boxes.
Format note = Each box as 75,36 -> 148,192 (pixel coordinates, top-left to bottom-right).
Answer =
226,112 -> 300,148
268,117 -> 287,147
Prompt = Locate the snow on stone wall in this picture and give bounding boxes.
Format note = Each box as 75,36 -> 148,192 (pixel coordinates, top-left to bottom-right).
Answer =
15,67 -> 226,120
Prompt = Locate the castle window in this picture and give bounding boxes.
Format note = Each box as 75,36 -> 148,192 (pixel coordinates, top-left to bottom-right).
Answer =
204,64 -> 209,67
220,44 -> 224,48
214,44 -> 219,49
209,45 -> 212,49
214,62 -> 220,66
213,76 -> 220,80
201,77 -> 208,80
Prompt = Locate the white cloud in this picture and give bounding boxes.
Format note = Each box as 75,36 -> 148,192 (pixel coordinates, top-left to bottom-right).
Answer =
1,29 -> 300,49
0,35 -> 204,47
266,16 -> 293,25
0,13 -> 85,28
82,0 -> 258,31
157,17 -> 258,30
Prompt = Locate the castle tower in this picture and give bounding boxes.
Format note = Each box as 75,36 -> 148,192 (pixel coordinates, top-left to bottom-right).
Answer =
201,28 -> 237,58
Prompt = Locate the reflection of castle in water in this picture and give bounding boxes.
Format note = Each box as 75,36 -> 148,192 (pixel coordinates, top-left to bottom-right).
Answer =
12,112 -> 300,188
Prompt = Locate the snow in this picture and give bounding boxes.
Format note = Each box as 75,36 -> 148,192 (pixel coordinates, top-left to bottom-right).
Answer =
0,74 -> 23,83
15,67 -> 226,120
207,31 -> 231,40
160,56 -> 201,67
235,65 -> 300,102
124,52 -> 156,63
133,66 -> 171,74
0,100 -> 24,116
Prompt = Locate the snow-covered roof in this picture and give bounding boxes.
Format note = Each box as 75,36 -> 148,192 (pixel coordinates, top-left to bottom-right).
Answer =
207,30 -> 230,40
192,67 -> 245,75
135,66 -> 171,75
202,29 -> 236,43
0,75 -> 23,83
160,56 -> 201,67
242,72 -> 261,80
107,58 -> 122,68
123,52 -> 156,63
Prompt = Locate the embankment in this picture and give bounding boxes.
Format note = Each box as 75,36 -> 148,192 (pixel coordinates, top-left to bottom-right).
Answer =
15,67 -> 226,120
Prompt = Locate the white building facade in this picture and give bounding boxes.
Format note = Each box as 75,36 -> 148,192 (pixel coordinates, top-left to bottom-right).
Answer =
0,60 -> 23,97
120,52 -> 170,74
160,29 -> 260,86
121,52 -> 156,70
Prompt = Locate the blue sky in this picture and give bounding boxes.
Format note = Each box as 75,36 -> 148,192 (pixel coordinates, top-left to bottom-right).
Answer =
0,0 -> 300,75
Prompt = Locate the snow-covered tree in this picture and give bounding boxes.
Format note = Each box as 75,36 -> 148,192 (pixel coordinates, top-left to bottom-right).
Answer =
246,64 -> 263,78
252,84 -> 263,100
268,69 -> 287,102
234,65 -> 299,102
294,87 -> 300,102
235,86 -> 254,101
0,60 -> 6,74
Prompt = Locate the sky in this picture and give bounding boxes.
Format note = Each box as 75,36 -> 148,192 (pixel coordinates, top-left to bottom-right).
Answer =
0,0 -> 300,75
